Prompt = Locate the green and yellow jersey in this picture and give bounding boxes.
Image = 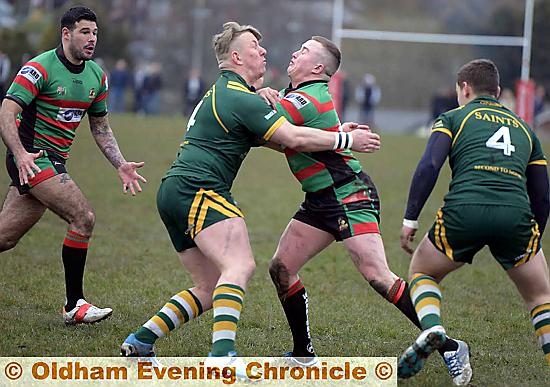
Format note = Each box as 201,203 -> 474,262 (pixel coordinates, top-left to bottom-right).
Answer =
433,96 -> 546,209
276,80 -> 362,192
165,70 -> 286,190
6,47 -> 108,159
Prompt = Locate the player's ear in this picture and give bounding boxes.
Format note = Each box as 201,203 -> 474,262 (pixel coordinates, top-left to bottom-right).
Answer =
496,85 -> 502,99
231,50 -> 242,65
312,63 -> 324,75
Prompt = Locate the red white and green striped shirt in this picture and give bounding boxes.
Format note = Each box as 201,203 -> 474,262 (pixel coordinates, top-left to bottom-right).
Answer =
6,46 -> 108,159
276,80 -> 362,192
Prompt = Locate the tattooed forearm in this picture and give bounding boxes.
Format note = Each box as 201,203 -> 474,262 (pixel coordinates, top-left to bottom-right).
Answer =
89,115 -> 125,169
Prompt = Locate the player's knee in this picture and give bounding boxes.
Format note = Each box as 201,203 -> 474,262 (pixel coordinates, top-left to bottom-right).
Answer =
268,257 -> 288,285
0,236 -> 18,252
243,259 -> 256,279
73,209 -> 95,233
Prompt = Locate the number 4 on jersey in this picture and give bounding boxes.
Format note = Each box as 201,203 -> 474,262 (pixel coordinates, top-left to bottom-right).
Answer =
485,126 -> 515,156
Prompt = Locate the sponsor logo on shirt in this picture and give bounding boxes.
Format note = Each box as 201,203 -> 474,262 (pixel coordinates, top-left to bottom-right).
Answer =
18,65 -> 42,84
285,93 -> 309,109
57,108 -> 85,123
264,109 -> 277,120
89,88 -> 96,100
56,86 -> 66,95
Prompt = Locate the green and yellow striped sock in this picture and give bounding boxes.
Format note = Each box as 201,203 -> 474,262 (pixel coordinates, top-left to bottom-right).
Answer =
210,284 -> 245,356
135,289 -> 203,344
410,273 -> 442,330
530,303 -> 550,365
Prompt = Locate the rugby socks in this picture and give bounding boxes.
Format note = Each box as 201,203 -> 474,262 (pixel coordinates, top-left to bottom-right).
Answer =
388,277 -> 458,353
531,303 -> 550,365
387,278 -> 421,328
280,280 -> 315,357
410,273 -> 442,329
62,230 -> 89,311
135,289 -> 203,345
210,284 -> 245,356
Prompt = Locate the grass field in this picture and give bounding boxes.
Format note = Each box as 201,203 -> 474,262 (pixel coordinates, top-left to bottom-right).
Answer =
0,113 -> 549,386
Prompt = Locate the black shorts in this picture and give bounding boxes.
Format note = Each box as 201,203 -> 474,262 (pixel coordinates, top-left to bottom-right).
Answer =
293,171 -> 381,241
6,150 -> 67,194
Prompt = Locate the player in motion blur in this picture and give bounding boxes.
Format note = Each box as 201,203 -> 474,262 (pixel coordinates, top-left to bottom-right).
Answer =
0,6 -> 146,325
256,36 -> 470,384
398,59 -> 550,383
120,22 -> 379,373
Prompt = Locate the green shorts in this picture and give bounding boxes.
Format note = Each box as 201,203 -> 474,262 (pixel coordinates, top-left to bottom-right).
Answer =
156,176 -> 244,252
427,204 -> 541,270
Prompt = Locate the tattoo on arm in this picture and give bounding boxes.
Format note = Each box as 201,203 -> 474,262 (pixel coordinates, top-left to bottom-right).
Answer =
89,115 -> 125,169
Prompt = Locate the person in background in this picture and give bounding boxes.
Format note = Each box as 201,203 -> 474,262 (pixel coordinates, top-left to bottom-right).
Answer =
109,58 -> 131,113
183,68 -> 206,116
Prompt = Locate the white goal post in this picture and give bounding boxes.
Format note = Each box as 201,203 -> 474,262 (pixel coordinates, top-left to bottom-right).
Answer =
330,0 -> 537,124
331,0 -> 534,80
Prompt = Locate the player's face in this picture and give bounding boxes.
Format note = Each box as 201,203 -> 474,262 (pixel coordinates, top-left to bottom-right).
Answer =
236,32 -> 267,81
65,20 -> 98,64
287,40 -> 323,82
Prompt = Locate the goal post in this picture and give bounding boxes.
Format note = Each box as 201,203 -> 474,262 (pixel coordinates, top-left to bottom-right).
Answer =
331,0 -> 536,124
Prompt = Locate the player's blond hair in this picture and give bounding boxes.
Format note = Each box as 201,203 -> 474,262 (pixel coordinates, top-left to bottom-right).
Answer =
212,22 -> 262,64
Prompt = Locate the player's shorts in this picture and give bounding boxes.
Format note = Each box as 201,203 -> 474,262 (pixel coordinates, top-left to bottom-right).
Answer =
6,150 -> 67,194
156,175 -> 244,252
293,171 -> 380,241
427,204 -> 541,270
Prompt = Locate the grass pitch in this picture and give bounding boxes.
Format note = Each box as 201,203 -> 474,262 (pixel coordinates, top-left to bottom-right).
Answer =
0,113 -> 548,386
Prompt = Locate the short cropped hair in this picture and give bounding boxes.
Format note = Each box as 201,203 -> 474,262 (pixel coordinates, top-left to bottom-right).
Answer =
311,36 -> 341,76
457,59 -> 499,97
61,6 -> 97,30
212,22 -> 262,63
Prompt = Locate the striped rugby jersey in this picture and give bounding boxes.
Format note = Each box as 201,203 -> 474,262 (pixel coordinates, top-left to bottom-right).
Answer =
5,46 -> 108,159
276,80 -> 362,192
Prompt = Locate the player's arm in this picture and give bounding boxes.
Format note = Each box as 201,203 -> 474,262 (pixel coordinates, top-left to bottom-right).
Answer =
526,164 -> 550,235
269,120 -> 380,153
400,131 -> 451,254
88,114 -> 146,195
0,98 -> 43,184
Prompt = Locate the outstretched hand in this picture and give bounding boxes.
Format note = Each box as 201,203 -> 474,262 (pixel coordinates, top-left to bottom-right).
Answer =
400,225 -> 417,255
117,161 -> 147,195
16,150 -> 43,185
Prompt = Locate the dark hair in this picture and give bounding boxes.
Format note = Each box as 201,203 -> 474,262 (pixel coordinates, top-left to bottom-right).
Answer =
457,59 -> 499,97
60,6 -> 97,31
311,35 -> 341,76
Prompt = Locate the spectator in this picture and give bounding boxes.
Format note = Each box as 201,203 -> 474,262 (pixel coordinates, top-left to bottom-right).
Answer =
109,59 -> 131,113
355,73 -> 380,125
182,68 -> 205,116
535,85 -> 546,118
142,62 -> 162,115
499,87 -> 516,112
0,50 -> 11,100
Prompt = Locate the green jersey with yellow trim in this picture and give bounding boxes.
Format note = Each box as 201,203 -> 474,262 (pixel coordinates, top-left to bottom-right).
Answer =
164,70 -> 286,190
433,96 -> 547,208
276,80 -> 362,192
